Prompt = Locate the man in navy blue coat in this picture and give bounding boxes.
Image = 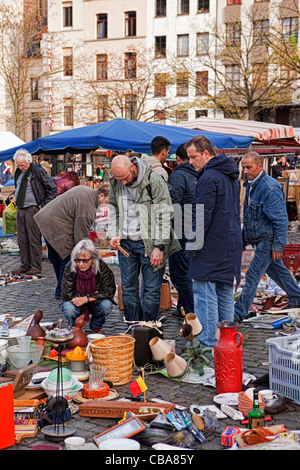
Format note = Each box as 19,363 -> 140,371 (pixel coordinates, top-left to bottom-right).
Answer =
186,136 -> 243,347
168,144 -> 197,317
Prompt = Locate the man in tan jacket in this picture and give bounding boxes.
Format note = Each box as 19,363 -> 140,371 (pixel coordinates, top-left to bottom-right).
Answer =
34,185 -> 103,299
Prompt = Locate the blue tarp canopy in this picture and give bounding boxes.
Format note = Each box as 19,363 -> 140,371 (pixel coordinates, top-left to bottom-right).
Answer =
0,119 -> 254,163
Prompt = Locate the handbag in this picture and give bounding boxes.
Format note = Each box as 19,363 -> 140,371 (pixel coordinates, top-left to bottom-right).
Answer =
3,201 -> 17,234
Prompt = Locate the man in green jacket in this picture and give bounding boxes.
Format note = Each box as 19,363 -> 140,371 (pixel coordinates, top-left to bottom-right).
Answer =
109,154 -> 180,322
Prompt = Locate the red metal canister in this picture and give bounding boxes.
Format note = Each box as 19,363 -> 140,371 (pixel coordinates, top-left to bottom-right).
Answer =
213,321 -> 243,394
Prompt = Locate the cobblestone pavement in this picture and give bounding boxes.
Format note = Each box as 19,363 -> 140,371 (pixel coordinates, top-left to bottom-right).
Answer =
1,245 -> 300,453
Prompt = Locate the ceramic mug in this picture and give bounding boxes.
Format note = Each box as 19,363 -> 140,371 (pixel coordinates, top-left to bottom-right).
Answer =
64,436 -> 85,450
260,389 -> 278,405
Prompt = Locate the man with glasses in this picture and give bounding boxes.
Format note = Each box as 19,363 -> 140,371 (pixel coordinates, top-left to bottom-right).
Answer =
34,184 -> 107,299
109,154 -> 180,322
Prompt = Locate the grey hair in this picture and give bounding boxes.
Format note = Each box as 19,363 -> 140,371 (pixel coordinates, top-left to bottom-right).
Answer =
70,239 -> 100,273
243,151 -> 263,166
13,149 -> 33,164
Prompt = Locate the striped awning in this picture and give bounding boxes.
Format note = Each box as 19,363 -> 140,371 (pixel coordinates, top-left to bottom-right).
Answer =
175,117 -> 300,143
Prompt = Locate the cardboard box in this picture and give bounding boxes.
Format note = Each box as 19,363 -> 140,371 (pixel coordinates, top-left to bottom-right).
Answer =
221,426 -> 241,447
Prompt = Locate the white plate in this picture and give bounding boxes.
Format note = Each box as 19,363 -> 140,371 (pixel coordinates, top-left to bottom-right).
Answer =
0,328 -> 26,339
213,393 -> 239,406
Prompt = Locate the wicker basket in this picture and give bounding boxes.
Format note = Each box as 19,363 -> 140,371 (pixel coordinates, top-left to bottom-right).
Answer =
89,335 -> 135,385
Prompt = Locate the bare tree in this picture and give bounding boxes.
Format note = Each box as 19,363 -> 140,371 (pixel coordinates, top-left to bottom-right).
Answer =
70,46 -> 181,124
0,0 -> 54,138
166,6 -> 296,120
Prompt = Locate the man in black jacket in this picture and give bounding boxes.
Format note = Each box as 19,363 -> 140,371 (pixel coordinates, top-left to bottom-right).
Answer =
11,149 -> 57,275
168,144 -> 197,317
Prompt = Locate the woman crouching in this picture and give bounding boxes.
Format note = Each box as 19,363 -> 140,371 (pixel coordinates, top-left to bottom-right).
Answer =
61,239 -> 116,334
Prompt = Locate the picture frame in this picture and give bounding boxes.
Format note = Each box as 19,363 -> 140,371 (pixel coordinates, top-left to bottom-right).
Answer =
93,416 -> 145,447
278,177 -> 289,204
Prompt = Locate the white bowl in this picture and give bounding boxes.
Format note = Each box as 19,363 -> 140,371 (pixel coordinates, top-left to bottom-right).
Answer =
41,376 -> 82,398
98,438 -> 140,450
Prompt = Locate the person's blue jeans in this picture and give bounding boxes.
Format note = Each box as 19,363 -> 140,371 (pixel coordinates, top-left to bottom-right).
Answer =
62,299 -> 113,331
235,240 -> 300,321
169,240 -> 194,314
193,280 -> 234,347
46,240 -> 70,297
118,239 -> 163,322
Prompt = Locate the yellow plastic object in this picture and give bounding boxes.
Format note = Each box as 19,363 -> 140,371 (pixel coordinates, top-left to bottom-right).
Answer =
66,346 -> 88,362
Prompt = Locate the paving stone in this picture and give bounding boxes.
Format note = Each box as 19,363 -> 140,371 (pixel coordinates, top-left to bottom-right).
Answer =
1,246 -> 300,452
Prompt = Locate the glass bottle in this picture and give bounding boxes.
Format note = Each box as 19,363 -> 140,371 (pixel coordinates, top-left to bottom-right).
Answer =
248,388 -> 265,429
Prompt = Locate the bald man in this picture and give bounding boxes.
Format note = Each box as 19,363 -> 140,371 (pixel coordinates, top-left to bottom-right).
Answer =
108,154 -> 180,322
235,151 -> 300,322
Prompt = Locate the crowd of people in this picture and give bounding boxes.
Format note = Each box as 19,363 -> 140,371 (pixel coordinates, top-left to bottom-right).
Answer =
6,137 -> 300,345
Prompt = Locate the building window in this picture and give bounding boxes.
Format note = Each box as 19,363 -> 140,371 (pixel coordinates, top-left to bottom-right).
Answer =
154,73 -> 167,97
226,22 -> 241,44
125,94 -> 137,120
63,48 -> 73,76
125,11 -> 136,37
195,109 -> 208,118
64,103 -> 74,126
156,0 -> 166,16
227,0 -> 241,4
196,33 -> 209,55
283,17 -> 298,43
97,14 -> 107,39
98,95 -> 108,122
31,79 -> 41,101
177,34 -> 189,56
225,64 -> 240,86
178,0 -> 189,15
63,3 -> 72,27
175,110 -> 188,122
32,114 -> 41,140
96,54 -> 108,80
155,36 -> 166,57
198,0 -> 209,13
154,110 -> 166,124
252,64 -> 268,87
176,73 -> 189,96
124,53 -> 136,79
280,66 -> 296,82
253,19 -> 269,45
196,71 -> 208,95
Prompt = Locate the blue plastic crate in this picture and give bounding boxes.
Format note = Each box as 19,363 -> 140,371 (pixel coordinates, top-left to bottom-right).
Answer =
0,227 -> 14,237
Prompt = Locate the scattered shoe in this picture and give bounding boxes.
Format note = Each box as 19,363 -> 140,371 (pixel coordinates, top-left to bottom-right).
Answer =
11,267 -> 28,275
27,268 -> 41,275
93,328 -> 105,334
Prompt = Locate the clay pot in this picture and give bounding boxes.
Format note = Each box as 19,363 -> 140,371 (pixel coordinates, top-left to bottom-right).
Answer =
67,315 -> 88,349
26,309 -> 46,341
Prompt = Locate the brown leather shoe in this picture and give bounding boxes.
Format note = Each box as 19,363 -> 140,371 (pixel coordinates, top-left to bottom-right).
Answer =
12,267 -> 28,275
27,268 -> 41,275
